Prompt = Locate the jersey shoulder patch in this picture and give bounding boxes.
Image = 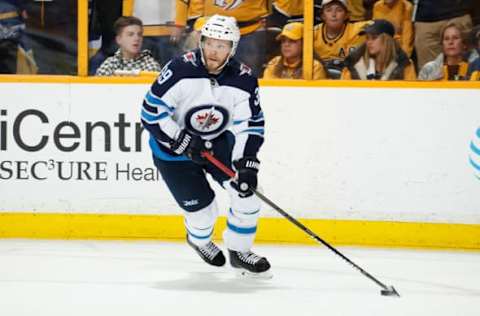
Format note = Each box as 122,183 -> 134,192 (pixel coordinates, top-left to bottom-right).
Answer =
239,63 -> 252,76
181,51 -> 199,66
228,59 -> 255,79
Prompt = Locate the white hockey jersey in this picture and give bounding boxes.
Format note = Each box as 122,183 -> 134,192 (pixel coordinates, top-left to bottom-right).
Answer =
141,49 -> 265,162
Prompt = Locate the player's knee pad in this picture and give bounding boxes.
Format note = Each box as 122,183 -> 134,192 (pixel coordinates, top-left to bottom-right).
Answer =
184,199 -> 219,246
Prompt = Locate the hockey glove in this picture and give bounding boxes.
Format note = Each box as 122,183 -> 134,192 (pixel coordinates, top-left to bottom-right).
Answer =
170,129 -> 211,164
231,157 -> 260,197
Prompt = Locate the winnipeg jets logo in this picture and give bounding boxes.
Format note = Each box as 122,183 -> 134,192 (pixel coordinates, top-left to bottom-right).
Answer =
196,111 -> 220,130
214,0 -> 244,10
185,105 -> 229,136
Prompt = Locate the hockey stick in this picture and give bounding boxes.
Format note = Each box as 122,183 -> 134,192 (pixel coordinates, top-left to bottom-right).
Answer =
201,151 -> 400,297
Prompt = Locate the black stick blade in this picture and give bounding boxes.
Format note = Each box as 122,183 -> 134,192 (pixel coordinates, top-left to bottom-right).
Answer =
381,285 -> 400,297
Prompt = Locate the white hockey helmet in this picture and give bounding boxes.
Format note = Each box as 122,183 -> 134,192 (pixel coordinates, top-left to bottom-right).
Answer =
200,14 -> 241,57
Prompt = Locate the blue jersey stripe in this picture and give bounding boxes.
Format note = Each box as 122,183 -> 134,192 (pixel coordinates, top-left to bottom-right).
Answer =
234,119 -> 247,125
141,109 -> 169,122
240,128 -> 265,135
145,91 -> 175,112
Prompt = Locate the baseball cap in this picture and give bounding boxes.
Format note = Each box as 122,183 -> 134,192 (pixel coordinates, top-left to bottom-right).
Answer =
360,19 -> 395,37
276,22 -> 303,41
320,0 -> 348,9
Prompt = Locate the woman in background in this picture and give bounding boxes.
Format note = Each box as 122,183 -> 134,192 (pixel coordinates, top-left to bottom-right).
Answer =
341,19 -> 416,80
418,22 -> 469,81
263,22 -> 326,79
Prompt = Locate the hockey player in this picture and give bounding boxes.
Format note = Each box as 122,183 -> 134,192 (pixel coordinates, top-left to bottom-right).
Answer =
141,15 -> 271,276
174,0 -> 271,77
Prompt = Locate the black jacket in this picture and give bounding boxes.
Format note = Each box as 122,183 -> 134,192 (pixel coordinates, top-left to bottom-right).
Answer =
343,44 -> 412,80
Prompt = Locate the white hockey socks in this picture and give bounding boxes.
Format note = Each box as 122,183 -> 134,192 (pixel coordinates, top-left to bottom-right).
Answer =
223,183 -> 262,252
184,199 -> 219,247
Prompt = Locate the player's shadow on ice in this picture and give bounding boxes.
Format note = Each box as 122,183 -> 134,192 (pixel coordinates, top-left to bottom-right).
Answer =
152,271 -> 286,293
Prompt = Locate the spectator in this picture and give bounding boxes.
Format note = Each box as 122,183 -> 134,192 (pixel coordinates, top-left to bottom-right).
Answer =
263,22 -> 326,79
0,0 -> 27,73
265,0 -> 306,68
96,16 -> 160,76
313,0 -> 369,79
413,0 -> 473,70
267,0 -> 304,29
175,0 -> 271,77
418,22 -> 469,81
373,0 -> 414,57
341,19 -> 416,80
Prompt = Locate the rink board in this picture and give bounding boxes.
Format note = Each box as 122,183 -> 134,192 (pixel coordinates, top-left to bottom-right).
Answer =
1,212 -> 479,250
0,78 -> 479,249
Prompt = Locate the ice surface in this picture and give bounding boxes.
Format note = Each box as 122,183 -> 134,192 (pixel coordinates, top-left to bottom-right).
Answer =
0,239 -> 479,316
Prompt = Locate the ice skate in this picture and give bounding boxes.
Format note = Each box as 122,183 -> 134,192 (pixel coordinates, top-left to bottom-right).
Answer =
187,236 -> 226,267
228,249 -> 272,279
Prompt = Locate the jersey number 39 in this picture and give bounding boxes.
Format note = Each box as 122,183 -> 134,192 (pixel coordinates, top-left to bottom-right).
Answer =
158,63 -> 173,85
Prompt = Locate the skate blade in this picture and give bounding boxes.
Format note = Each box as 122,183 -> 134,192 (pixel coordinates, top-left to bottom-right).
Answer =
234,268 -> 273,280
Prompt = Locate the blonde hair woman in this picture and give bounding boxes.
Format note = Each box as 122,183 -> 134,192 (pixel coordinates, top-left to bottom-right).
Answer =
341,19 -> 416,80
418,22 -> 469,81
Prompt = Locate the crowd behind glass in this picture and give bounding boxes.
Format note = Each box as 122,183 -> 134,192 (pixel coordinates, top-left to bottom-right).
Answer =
1,0 -> 479,81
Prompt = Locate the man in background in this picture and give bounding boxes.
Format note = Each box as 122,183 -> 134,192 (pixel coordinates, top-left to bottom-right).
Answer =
96,16 -> 160,76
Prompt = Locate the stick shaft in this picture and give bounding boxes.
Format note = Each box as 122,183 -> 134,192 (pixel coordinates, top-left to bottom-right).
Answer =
202,151 -> 390,291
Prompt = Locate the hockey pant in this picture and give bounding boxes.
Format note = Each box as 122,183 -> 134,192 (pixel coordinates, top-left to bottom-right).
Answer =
152,137 -> 261,252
